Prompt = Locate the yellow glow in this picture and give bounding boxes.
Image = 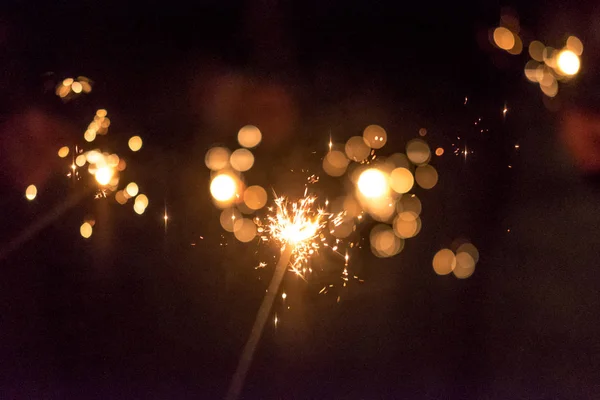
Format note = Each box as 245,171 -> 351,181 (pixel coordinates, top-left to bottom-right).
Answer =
25,184 -> 37,200
210,174 -> 238,202
507,34 -> 523,55
126,182 -> 139,197
243,185 -> 268,210
71,81 -> 83,93
432,249 -> 456,275
370,224 -> 403,258
115,190 -> 128,205
96,109 -> 108,118
80,81 -> 92,93
205,147 -> 231,171
75,154 -> 87,167
389,167 -> 414,194
529,40 -> 545,62
133,202 -> 146,215
415,165 -> 439,189
393,215 -> 419,239
556,49 -> 580,76
84,129 -> 96,142
233,218 -> 257,242
457,242 -> 479,263
220,208 -> 242,232
345,136 -> 371,162
453,252 -> 476,279
397,194 -> 422,216
493,27 -> 515,50
435,147 -> 444,156
406,139 -> 431,165
363,125 -> 387,149
62,78 -> 74,86
237,125 -> 262,148
357,168 -> 389,199
128,136 -> 143,152
230,148 -> 254,172
57,146 -> 70,158
80,222 -> 93,239
95,167 -> 114,186
322,150 -> 349,177
135,194 -> 149,208
566,36 -> 583,56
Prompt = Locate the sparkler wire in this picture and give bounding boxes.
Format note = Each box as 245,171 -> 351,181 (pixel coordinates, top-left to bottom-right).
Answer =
225,246 -> 293,400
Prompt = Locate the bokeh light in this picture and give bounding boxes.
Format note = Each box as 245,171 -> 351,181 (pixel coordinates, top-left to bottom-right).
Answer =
370,224 -> 403,258
80,222 -> 93,239
220,208 -> 242,232
528,40 -> 545,62
415,165 -> 439,189
230,148 -> 255,172
126,182 -> 139,197
556,49 -> 580,76
58,146 -> 70,158
457,242 -> 479,263
243,185 -> 268,210
135,194 -> 149,208
357,168 -> 389,199
128,136 -> 143,152
566,36 -> 583,56
210,174 -> 238,202
233,218 -> 257,242
406,139 -> 431,165
71,81 -> 83,93
115,190 -> 128,205
25,184 -> 37,201
493,27 -> 515,50
362,125 -> 387,149
435,147 -> 444,156
237,125 -> 262,148
432,249 -> 456,275
205,147 -> 231,171
323,150 -> 349,177
345,136 -> 371,162
453,252 -> 476,279
95,167 -> 114,186
389,167 -> 414,194
393,215 -> 420,239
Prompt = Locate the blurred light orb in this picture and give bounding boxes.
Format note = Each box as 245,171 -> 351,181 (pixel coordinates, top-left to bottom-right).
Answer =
133,202 -> 146,215
126,182 -> 139,197
457,242 -> 479,263
95,167 -> 114,186
115,190 -> 128,205
528,40 -> 545,62
406,139 -> 431,165
25,184 -> 37,201
220,208 -> 242,233
96,109 -> 108,118
357,168 -> 389,199
415,165 -> 439,189
75,154 -> 87,167
435,147 -> 444,156
566,36 -> 583,56
540,77 -> 558,98
363,125 -> 387,149
393,215 -> 420,239
389,167 -> 414,194
205,147 -> 231,171
386,153 -> 411,169
84,129 -> 96,142
493,27 -> 515,50
80,222 -> 93,239
345,136 -> 371,162
71,81 -> 83,93
233,218 -> 257,242
237,125 -> 262,148
370,224 -> 403,257
135,194 -> 149,208
556,49 -> 580,76
453,252 -> 476,279
58,146 -> 70,158
63,78 -> 74,86
432,249 -> 456,275
323,150 -> 349,177
128,136 -> 143,152
330,217 -> 355,239
418,128 -> 427,137
210,174 -> 238,202
507,34 -> 523,55
397,194 -> 422,216
230,148 -> 254,172
243,185 -> 268,210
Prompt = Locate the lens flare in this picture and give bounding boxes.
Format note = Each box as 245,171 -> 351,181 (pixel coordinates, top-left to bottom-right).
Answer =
357,168 -> 389,199
95,167 -> 114,186
210,174 -> 238,202
556,49 -> 580,76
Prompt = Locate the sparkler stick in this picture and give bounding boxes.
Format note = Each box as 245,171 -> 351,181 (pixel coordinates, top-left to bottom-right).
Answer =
225,246 -> 293,400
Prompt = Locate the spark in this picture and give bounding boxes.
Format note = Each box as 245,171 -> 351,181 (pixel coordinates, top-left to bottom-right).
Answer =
503,104 -> 508,117
266,195 -> 343,275
328,134 -> 333,152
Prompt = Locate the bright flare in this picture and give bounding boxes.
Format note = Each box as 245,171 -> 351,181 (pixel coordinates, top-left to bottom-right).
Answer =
25,184 -> 37,201
557,49 -> 580,76
95,167 -> 114,186
357,168 -> 389,199
210,174 -> 237,202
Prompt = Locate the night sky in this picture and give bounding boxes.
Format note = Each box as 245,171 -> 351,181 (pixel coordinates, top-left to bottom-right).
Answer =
1,1 -> 600,399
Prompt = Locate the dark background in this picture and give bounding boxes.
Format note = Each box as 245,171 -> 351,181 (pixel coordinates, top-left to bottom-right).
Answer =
1,0 -> 600,399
